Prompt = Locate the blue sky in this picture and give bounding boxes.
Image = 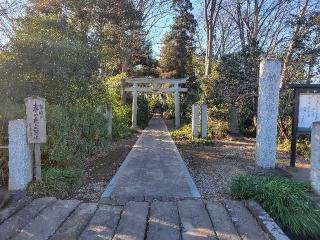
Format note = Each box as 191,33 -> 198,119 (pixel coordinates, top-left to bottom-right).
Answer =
150,0 -> 202,57
0,0 -> 202,58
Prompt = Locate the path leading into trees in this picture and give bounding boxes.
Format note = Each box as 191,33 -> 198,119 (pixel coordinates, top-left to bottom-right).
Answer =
101,115 -> 201,201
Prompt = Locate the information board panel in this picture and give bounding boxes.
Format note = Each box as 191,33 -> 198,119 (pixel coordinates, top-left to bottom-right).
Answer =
298,93 -> 320,131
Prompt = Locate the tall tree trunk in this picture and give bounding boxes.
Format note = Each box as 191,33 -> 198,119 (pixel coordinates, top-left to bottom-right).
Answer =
228,104 -> 239,135
205,27 -> 213,76
280,0 -> 309,87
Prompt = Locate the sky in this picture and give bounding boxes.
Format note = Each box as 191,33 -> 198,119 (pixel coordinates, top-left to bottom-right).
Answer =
149,0 -> 202,57
0,0 -> 201,57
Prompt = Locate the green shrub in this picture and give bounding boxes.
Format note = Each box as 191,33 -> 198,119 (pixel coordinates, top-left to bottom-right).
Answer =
43,105 -> 111,168
229,175 -> 320,238
28,167 -> 80,197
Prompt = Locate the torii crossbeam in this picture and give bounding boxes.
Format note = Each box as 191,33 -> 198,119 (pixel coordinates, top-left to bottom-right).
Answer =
124,77 -> 189,128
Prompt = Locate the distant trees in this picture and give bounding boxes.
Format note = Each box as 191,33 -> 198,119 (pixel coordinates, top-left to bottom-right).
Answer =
159,0 -> 197,78
0,0 -> 157,105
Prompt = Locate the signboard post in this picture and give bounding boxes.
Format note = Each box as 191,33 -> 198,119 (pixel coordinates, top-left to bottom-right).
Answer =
24,97 -> 47,180
289,84 -> 320,167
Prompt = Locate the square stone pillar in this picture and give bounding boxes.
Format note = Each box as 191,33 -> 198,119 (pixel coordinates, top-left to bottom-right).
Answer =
201,104 -> 208,138
8,119 -> 33,190
106,104 -> 112,138
132,84 -> 138,129
256,59 -> 282,169
192,104 -> 199,138
311,122 -> 320,195
174,83 -> 180,128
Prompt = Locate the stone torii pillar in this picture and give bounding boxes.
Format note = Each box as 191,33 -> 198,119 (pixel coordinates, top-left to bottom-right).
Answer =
132,83 -> 138,129
174,83 -> 180,128
125,77 -> 188,129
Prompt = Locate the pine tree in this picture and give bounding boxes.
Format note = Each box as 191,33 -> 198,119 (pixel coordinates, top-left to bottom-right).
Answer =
159,0 -> 197,78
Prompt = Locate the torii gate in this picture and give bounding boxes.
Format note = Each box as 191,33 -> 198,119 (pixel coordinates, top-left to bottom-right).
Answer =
124,77 -> 189,128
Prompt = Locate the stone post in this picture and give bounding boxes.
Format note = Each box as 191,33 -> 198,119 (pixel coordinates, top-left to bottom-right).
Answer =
132,83 -> 138,129
97,105 -> 102,113
8,119 -> 33,190
106,104 -> 112,138
311,122 -> 320,195
192,104 -> 199,138
201,104 -> 208,138
174,83 -> 180,128
256,59 -> 281,169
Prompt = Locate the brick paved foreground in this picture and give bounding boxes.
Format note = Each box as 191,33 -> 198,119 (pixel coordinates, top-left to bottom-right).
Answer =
0,196 -> 289,240
101,116 -> 200,200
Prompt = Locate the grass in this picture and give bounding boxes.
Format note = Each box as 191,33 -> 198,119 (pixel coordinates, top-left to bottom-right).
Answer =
28,167 -> 80,198
228,174 -> 320,238
171,124 -> 214,145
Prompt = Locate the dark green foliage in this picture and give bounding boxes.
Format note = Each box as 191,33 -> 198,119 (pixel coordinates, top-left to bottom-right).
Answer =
137,95 -> 157,128
159,0 -> 196,78
229,175 -> 320,238
43,105 -> 112,168
28,167 -> 80,197
26,104 -> 134,196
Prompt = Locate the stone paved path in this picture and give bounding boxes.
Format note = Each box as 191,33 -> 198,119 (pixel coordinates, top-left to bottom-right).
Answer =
0,196 -> 289,240
101,116 -> 200,201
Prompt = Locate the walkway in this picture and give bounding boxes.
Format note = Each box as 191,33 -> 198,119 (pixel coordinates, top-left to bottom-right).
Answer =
101,116 -> 200,201
0,196 -> 288,240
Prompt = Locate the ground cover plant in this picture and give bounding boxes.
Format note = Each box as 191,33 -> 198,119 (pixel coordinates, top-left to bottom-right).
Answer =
229,174 -> 320,239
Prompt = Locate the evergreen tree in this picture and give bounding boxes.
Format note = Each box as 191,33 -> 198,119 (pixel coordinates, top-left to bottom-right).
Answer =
159,0 -> 197,78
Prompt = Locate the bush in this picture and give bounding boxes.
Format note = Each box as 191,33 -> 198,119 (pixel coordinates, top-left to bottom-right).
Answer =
229,175 -> 320,238
28,167 -> 80,197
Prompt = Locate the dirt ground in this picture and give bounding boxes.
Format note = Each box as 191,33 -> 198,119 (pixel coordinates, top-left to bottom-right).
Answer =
165,119 -> 311,200
67,133 -> 140,202
176,137 -> 310,200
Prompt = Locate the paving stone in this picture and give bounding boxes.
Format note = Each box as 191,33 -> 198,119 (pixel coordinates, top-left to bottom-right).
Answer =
0,195 -> 32,224
206,202 -> 241,240
224,200 -> 269,240
101,117 -> 200,200
11,199 -> 80,240
146,201 -> 180,240
245,200 -> 289,240
178,199 -> 217,240
51,203 -> 97,240
113,201 -> 149,240
0,197 -> 56,240
79,204 -> 123,240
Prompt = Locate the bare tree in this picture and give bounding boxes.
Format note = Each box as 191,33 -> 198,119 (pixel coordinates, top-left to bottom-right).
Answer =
204,0 -> 223,76
280,0 -> 310,86
0,0 -> 25,40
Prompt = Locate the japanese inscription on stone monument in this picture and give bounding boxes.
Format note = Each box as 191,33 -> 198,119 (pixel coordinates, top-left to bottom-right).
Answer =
298,93 -> 320,131
25,97 -> 47,143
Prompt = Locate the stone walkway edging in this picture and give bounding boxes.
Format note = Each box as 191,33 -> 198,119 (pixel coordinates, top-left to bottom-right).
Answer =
245,200 -> 290,240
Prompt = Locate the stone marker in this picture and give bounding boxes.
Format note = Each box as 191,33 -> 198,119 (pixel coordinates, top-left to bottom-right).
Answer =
311,122 -> 320,195
201,104 -> 208,138
25,96 -> 47,180
192,104 -> 199,138
106,104 -> 112,138
256,59 -> 281,169
8,120 -> 33,190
